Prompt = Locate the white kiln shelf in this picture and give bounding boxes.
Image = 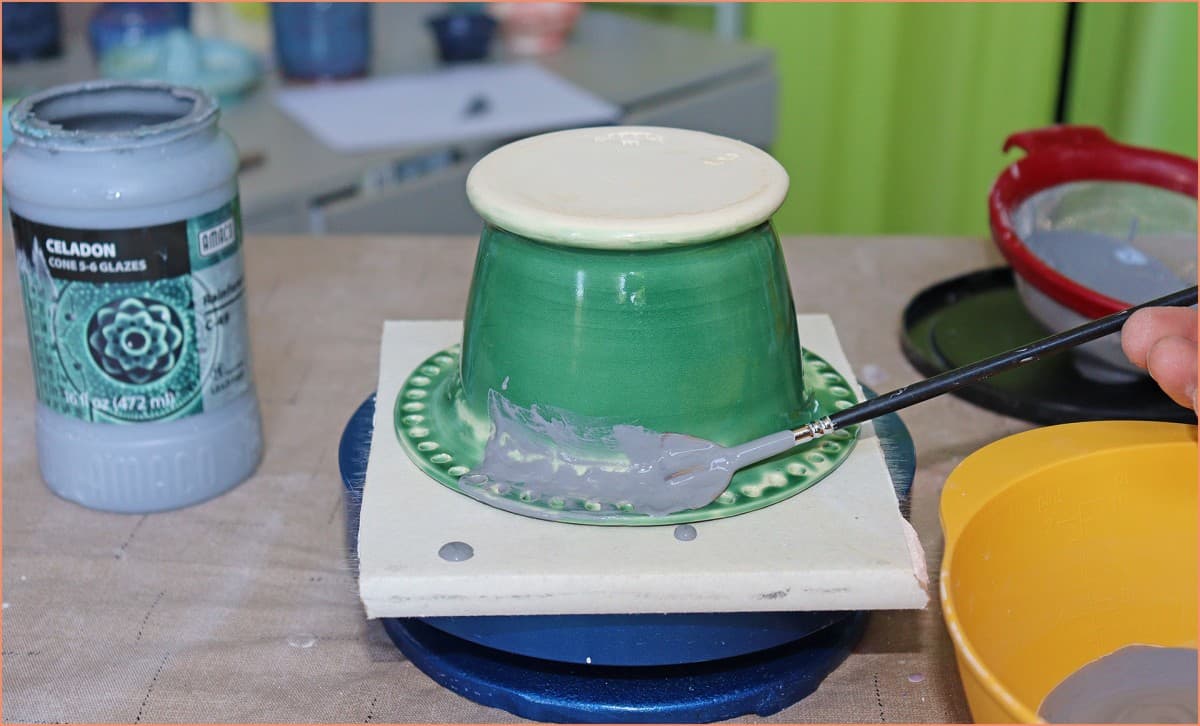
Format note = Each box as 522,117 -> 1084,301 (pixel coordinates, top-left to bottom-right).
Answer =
358,317 -> 928,618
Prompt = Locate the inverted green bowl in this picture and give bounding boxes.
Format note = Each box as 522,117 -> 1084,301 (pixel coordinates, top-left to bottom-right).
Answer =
391,220 -> 861,525
446,222 -> 814,444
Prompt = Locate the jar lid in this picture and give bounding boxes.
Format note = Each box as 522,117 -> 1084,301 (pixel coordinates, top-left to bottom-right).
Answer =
466,126 -> 789,248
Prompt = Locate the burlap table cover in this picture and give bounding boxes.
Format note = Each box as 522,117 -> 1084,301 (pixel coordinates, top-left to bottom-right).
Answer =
3,234 -> 1023,723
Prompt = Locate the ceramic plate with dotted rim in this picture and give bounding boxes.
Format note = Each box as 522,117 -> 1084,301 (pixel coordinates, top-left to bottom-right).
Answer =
394,347 -> 861,526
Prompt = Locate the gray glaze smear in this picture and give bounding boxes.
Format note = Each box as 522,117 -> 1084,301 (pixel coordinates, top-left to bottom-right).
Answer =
674,525 -> 698,541
459,392 -> 797,516
1039,645 -> 1197,723
438,541 -> 474,562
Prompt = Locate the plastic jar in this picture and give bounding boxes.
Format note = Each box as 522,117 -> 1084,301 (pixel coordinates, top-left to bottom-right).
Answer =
4,80 -> 263,513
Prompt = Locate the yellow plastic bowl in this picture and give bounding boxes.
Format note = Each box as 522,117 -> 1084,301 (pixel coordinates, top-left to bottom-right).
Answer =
940,421 -> 1198,723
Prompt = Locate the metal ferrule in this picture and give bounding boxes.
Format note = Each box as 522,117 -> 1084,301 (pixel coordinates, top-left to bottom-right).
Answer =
793,415 -> 836,443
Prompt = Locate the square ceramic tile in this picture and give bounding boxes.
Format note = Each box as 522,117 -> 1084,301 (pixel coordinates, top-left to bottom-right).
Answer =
358,317 -> 928,617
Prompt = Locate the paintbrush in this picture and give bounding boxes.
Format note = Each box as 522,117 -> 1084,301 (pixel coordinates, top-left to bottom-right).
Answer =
653,285 -> 1197,506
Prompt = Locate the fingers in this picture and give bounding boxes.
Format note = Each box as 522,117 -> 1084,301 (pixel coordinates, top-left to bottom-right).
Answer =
1145,335 -> 1198,410
1121,308 -> 1198,370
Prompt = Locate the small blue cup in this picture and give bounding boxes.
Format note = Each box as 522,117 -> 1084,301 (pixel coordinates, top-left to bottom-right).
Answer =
428,11 -> 498,64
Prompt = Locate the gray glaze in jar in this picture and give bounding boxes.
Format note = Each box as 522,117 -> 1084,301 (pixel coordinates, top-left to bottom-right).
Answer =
4,80 -> 263,513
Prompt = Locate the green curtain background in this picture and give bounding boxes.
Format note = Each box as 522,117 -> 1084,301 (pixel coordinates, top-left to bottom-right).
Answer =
602,2 -> 1197,237
1066,2 -> 1197,159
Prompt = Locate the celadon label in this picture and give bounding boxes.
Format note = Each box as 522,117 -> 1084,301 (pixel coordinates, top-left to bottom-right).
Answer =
12,199 -> 251,423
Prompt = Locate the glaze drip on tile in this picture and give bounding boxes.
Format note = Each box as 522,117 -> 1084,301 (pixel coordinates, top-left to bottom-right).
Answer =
674,524 -> 698,541
438,541 -> 475,562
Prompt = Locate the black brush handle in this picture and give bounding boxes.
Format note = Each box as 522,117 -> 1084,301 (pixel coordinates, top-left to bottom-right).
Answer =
828,285 -> 1198,430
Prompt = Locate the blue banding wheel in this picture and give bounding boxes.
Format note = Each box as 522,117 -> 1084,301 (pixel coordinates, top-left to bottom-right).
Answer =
338,388 -> 913,665
381,611 -> 869,723
338,388 -> 915,720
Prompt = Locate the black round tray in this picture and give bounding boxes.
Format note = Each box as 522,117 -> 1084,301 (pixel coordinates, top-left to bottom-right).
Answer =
901,267 -> 1196,425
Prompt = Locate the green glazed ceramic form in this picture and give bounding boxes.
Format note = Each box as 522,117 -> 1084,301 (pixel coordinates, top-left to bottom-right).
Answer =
395,344 -> 860,525
392,126 -> 861,525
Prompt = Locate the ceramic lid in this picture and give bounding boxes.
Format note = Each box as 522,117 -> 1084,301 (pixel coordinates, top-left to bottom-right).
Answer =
466,126 -> 789,248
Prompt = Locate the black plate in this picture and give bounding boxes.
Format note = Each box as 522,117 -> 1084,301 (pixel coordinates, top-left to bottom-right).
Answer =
901,268 -> 1196,425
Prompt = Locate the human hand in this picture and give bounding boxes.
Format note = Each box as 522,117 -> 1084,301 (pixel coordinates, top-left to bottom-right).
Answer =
1121,307 -> 1198,410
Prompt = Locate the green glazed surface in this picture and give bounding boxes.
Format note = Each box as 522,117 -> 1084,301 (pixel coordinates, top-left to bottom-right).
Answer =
448,222 -> 812,446
394,345 -> 861,526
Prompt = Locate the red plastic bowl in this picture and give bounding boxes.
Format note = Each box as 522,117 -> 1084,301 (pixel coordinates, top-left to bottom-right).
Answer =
989,125 -> 1197,319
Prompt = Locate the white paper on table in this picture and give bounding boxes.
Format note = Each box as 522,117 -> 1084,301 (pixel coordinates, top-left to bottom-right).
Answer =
272,62 -> 620,153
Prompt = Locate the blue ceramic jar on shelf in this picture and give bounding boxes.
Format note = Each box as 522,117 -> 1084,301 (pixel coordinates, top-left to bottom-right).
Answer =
271,2 -> 371,81
3,3 -> 62,61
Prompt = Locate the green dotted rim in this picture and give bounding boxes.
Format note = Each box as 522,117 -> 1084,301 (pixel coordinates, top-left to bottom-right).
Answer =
394,347 -> 861,526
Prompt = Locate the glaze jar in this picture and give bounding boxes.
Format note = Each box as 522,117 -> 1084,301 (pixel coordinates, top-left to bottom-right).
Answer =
4,80 -> 263,512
